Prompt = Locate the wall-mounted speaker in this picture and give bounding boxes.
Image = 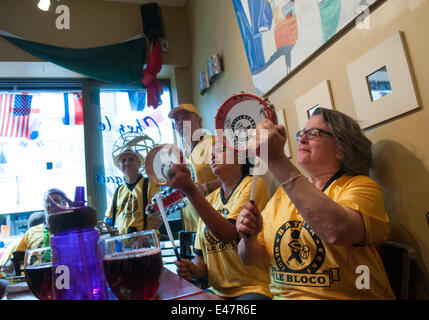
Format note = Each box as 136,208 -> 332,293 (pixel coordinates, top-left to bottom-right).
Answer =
140,3 -> 165,41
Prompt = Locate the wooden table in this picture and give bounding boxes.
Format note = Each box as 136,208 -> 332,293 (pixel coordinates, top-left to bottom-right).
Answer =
156,267 -> 220,300
6,267 -> 220,300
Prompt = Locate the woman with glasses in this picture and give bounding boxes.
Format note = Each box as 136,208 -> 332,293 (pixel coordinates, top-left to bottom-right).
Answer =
236,107 -> 395,300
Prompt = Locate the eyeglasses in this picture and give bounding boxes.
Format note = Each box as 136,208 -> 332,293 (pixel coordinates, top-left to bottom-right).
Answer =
296,127 -> 332,141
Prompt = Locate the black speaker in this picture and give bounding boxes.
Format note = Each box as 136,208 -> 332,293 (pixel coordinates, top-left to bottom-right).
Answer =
140,3 -> 165,41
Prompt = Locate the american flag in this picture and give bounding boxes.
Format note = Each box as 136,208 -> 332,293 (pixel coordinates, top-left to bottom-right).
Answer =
0,94 -> 33,138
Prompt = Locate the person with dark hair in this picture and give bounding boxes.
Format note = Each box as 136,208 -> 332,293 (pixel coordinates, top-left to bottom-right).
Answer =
237,107 -> 395,300
168,142 -> 272,300
26,211 -> 45,229
0,189 -> 68,265
0,188 -> 69,294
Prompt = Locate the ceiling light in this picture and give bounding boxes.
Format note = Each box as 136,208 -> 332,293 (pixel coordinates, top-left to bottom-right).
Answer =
38,0 -> 51,11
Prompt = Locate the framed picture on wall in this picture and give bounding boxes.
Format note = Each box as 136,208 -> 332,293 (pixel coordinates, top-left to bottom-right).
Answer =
295,80 -> 335,130
199,70 -> 210,95
232,0 -> 387,96
347,31 -> 421,129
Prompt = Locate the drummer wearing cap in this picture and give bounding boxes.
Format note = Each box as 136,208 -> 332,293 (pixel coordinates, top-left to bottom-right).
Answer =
168,104 -> 221,232
105,147 -> 161,235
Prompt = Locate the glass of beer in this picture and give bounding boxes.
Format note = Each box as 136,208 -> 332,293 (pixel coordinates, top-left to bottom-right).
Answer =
24,247 -> 53,300
102,229 -> 163,300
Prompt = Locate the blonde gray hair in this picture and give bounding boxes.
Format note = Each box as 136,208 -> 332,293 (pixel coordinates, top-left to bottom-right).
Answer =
311,107 -> 372,176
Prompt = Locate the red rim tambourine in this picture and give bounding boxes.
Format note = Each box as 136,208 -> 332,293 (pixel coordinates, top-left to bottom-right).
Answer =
145,144 -> 184,185
215,93 -> 277,151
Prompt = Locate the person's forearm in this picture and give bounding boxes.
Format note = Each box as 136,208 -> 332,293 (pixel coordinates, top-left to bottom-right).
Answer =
238,236 -> 268,266
185,185 -> 239,243
268,156 -> 364,245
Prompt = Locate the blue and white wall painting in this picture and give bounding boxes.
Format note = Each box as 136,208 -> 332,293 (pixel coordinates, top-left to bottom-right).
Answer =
232,0 -> 380,96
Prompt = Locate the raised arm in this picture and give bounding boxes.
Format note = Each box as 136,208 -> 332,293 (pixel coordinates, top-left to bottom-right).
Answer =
167,164 -> 239,243
251,120 -> 366,246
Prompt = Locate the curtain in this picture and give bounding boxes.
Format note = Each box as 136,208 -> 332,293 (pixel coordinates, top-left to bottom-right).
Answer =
1,35 -> 146,86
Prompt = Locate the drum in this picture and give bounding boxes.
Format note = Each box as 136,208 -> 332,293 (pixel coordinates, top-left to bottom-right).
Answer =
145,187 -> 186,216
215,92 -> 277,151
145,144 -> 184,185
145,144 -> 186,216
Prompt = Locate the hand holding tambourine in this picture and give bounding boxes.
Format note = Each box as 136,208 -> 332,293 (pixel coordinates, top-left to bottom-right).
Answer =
248,119 -> 288,161
215,92 -> 277,238
164,163 -> 196,195
215,92 -> 277,153
145,144 -> 187,216
145,144 -> 184,185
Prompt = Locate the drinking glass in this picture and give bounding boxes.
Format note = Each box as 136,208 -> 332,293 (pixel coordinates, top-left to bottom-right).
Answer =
102,229 -> 162,300
24,247 -> 53,300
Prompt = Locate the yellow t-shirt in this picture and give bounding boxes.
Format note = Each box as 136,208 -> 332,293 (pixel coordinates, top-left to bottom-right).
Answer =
0,224 -> 46,279
194,176 -> 272,298
180,201 -> 199,233
105,176 -> 161,235
182,135 -> 217,232
188,135 -> 217,184
258,174 -> 395,300
15,224 -> 46,252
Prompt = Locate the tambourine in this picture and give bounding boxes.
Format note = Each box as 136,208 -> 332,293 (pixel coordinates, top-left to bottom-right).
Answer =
145,143 -> 184,185
145,187 -> 186,216
215,93 -> 277,151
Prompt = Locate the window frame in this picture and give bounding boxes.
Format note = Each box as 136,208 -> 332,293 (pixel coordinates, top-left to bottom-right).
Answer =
0,78 -> 174,235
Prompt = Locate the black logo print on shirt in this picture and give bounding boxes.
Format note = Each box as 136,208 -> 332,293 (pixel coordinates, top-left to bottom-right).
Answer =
271,221 -> 340,287
120,194 -> 138,218
203,208 -> 235,253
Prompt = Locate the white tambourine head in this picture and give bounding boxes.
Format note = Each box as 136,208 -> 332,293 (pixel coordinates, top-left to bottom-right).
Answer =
145,144 -> 183,185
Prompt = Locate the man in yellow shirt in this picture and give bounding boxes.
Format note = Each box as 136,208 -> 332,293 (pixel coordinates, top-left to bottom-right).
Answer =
168,104 -> 221,232
105,147 -> 161,235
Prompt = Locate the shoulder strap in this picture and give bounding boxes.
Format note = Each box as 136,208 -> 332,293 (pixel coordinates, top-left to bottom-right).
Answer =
111,186 -> 121,228
142,177 -> 149,230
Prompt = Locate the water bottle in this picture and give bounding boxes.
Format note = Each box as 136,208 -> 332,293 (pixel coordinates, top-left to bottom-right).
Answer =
47,186 -> 108,300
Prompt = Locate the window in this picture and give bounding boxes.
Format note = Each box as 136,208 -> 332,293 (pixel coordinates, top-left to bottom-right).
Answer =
0,79 -> 175,236
98,82 -> 174,205
0,87 -> 86,235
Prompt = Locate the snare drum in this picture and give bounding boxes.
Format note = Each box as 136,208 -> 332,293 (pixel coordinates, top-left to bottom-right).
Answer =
145,187 -> 186,216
